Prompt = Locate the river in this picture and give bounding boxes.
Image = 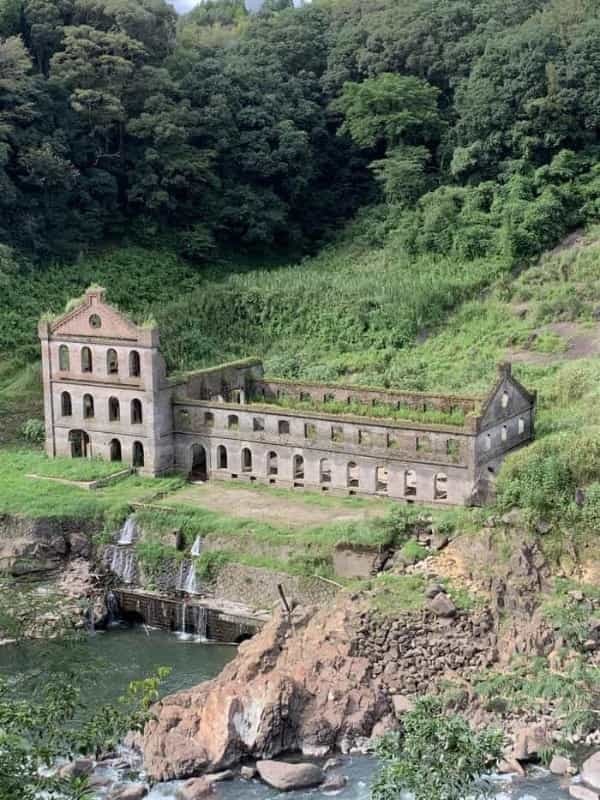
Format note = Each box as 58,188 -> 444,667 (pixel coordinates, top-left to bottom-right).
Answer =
0,627 -> 570,800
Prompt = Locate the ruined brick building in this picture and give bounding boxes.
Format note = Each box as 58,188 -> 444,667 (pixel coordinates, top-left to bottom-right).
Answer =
39,287 -> 536,506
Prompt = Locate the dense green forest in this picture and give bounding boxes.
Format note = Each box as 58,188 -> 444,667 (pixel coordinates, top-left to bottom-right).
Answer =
2,0 -> 600,269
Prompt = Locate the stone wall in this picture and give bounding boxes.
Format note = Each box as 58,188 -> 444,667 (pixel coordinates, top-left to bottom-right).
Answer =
211,563 -> 337,611
353,608 -> 497,695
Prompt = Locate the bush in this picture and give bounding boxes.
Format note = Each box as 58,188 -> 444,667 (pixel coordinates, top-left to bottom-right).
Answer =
372,697 -> 503,800
20,418 -> 45,444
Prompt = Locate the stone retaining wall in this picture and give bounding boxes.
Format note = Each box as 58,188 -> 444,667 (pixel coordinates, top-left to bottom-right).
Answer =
353,608 -> 497,695
211,563 -> 337,611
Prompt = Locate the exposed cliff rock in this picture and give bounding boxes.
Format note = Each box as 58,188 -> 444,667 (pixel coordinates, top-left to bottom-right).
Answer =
142,595 -> 500,781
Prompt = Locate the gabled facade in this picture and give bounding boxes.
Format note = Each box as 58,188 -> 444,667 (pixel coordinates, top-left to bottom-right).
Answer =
39,288 -> 537,505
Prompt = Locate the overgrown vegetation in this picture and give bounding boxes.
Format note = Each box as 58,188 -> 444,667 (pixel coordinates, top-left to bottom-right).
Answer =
372,698 -> 503,800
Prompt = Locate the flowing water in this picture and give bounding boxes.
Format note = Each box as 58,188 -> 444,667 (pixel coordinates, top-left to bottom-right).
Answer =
176,559 -> 200,594
104,545 -> 137,584
0,628 -> 570,800
117,515 -> 139,546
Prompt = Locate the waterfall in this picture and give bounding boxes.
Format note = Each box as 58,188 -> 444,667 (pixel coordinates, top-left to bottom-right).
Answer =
104,545 -> 137,585
177,560 -> 200,595
117,515 -> 138,546
190,536 -> 203,557
105,591 -> 121,625
195,606 -> 208,640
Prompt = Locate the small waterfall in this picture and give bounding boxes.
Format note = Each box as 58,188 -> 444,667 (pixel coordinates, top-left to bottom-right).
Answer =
177,560 -> 199,595
105,591 -> 121,625
195,606 -> 208,640
117,515 -> 138,546
104,546 -> 137,585
190,536 -> 203,557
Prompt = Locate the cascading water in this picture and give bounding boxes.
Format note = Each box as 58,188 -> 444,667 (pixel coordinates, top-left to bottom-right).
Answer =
177,560 -> 199,595
117,516 -> 138,546
195,606 -> 208,640
190,536 -> 203,557
105,591 -> 121,625
104,546 -> 137,585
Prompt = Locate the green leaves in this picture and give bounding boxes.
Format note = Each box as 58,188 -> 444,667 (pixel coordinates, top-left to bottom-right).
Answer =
372,698 -> 503,800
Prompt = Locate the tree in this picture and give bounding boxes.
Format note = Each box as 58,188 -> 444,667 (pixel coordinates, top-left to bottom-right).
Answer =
372,698 -> 503,800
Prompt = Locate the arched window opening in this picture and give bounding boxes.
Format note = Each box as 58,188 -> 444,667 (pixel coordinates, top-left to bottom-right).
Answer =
267,451 -> 278,476
518,417 -> 525,435
131,399 -> 143,425
242,448 -> 253,472
59,345 -> 70,371
204,412 -> 214,428
61,391 -> 72,417
501,391 -> 510,409
501,425 -> 508,443
107,349 -> 119,375
133,441 -> 144,468
109,439 -> 122,462
376,466 -> 388,494
435,473 -> 448,501
404,470 -> 417,497
69,429 -> 90,459
347,462 -> 359,489
320,458 -> 332,484
191,444 -> 207,480
108,397 -> 120,422
81,347 -> 92,373
228,415 -> 239,431
129,350 -> 141,378
217,445 -> 228,470
293,454 -> 304,481
83,394 -> 94,419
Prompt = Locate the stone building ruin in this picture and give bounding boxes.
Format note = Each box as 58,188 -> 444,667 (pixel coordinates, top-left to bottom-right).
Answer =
39,287 -> 536,506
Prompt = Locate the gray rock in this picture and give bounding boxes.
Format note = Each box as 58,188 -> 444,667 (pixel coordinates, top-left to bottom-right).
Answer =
570,783 -> 600,800
256,760 -> 324,791
429,592 -> 456,618
323,758 -> 343,772
110,785 -> 149,800
240,766 -> 257,780
321,773 -> 348,792
549,754 -> 573,776
176,778 -> 214,799
582,751 -> 600,791
425,584 -> 444,599
501,509 -> 523,527
535,519 -> 553,535
59,758 -> 94,778
205,770 -> 234,784
391,694 -> 414,718
513,724 -> 550,762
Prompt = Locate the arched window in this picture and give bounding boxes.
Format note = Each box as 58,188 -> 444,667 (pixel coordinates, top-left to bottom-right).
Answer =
191,444 -> 207,479
320,458 -> 332,484
107,349 -> 119,375
204,412 -> 214,428
217,445 -> 228,470
129,350 -> 141,378
59,345 -> 70,371
293,454 -> 304,481
518,417 -> 525,435
267,451 -> 278,476
485,433 -> 492,451
434,472 -> 448,501
241,447 -> 252,472
133,441 -> 144,468
404,470 -> 417,497
347,461 -> 359,489
83,394 -> 94,419
81,347 -> 92,373
501,425 -> 508,442
501,391 -> 510,409
131,399 -> 142,424
108,397 -> 120,422
109,439 -> 122,462
376,466 -> 388,494
69,429 -> 90,459
228,415 -> 239,431
61,391 -> 72,417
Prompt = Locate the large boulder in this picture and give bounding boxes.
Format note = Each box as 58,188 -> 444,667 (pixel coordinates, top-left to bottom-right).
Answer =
582,752 -> 600,791
256,760 -> 324,791
110,785 -> 148,800
142,602 -> 389,781
512,724 -> 550,762
176,778 -> 214,799
570,784 -> 600,800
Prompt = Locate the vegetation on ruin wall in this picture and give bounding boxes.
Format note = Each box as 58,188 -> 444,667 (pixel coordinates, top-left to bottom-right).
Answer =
251,394 -> 468,428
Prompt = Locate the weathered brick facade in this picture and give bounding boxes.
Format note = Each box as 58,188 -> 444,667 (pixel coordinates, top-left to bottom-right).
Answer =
40,288 -> 536,505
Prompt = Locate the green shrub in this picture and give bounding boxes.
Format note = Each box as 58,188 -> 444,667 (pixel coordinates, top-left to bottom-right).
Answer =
372,698 -> 503,800
20,418 -> 45,444
583,483 -> 600,531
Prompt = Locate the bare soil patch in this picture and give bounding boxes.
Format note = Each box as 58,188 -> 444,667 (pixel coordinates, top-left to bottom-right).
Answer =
161,482 -> 389,529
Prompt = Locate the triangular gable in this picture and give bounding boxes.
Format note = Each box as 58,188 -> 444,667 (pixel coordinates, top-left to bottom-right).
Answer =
50,288 -> 141,342
479,364 -> 536,429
